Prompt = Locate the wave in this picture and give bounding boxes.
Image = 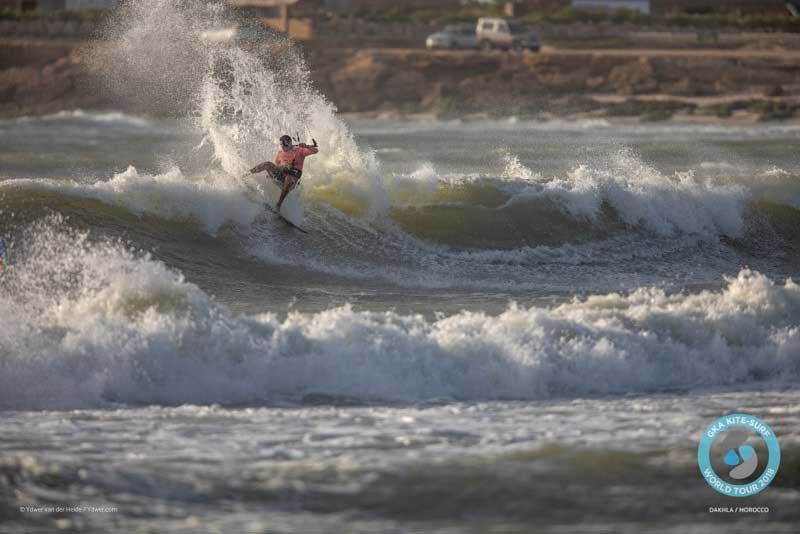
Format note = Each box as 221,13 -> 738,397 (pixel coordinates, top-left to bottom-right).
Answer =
0,167 -> 260,234
1,219 -> 798,410
0,175 -> 729,292
5,153 -> 796,247
0,154 -> 751,246
12,109 -> 152,128
384,151 -> 800,247
345,116 -> 800,137
497,150 -> 748,237
2,160 -> 798,293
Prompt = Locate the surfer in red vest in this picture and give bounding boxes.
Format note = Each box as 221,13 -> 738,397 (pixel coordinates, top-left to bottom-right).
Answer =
250,134 -> 319,210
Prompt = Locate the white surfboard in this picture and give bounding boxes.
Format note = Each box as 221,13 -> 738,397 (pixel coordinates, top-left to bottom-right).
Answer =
242,168 -> 308,232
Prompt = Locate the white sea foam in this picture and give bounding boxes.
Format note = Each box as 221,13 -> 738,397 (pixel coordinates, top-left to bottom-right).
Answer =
384,162 -> 441,204
0,167 -> 260,234
1,221 -> 797,410
504,149 -> 748,236
751,166 -> 800,210
502,153 -> 543,184
14,109 -> 151,128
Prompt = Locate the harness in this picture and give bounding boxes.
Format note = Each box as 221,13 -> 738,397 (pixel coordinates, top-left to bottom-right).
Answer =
285,167 -> 302,179
287,150 -> 302,175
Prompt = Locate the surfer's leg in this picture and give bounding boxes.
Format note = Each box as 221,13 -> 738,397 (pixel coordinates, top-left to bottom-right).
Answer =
276,175 -> 297,209
287,175 -> 301,193
249,161 -> 274,174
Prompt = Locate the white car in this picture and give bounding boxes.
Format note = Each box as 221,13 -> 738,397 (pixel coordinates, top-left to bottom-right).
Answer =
425,25 -> 479,50
476,17 -> 540,51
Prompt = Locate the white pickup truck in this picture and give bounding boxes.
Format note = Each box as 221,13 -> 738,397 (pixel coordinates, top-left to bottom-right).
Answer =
475,17 -> 540,52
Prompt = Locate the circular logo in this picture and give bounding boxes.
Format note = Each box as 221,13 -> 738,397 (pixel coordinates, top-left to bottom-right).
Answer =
698,413 -> 780,497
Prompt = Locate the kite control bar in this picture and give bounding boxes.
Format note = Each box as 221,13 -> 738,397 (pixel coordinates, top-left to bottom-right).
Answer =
293,132 -> 317,148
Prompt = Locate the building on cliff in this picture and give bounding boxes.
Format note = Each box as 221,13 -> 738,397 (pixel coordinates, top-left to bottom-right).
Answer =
0,0 -> 27,9
651,1 -> 792,15
571,1 -> 650,14
1,0 -> 118,10
227,0 -> 317,39
570,0 -> 795,15
320,0 -> 461,11
506,0 -> 795,15
64,0 -> 118,8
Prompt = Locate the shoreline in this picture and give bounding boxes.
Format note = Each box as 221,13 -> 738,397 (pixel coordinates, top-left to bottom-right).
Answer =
338,108 -> 800,126
7,106 -> 800,127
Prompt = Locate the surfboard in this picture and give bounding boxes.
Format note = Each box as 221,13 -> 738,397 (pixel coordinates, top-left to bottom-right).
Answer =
244,162 -> 309,233
263,202 -> 309,233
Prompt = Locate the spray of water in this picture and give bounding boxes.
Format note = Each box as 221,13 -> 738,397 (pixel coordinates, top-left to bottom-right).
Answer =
92,0 -> 389,219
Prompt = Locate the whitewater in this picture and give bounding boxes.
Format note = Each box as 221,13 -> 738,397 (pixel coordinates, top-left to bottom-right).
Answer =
1,218 -> 798,411
1,1 -> 799,532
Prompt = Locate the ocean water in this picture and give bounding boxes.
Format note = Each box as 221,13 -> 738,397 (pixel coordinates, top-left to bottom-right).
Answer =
1,1 -> 799,532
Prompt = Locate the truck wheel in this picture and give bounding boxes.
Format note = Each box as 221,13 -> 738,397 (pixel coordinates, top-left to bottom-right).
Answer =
480,40 -> 493,51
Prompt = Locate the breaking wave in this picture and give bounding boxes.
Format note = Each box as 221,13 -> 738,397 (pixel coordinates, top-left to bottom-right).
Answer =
3,150 -> 798,248
13,109 -> 152,128
1,219 -> 798,410
500,150 -> 748,237
1,167 -> 259,234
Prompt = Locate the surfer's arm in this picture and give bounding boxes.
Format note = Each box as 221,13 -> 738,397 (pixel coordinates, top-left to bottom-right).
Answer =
298,145 -> 319,155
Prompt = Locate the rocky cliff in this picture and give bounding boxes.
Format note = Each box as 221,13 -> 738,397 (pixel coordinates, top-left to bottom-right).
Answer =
3,40 -> 800,121
307,47 -> 800,118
